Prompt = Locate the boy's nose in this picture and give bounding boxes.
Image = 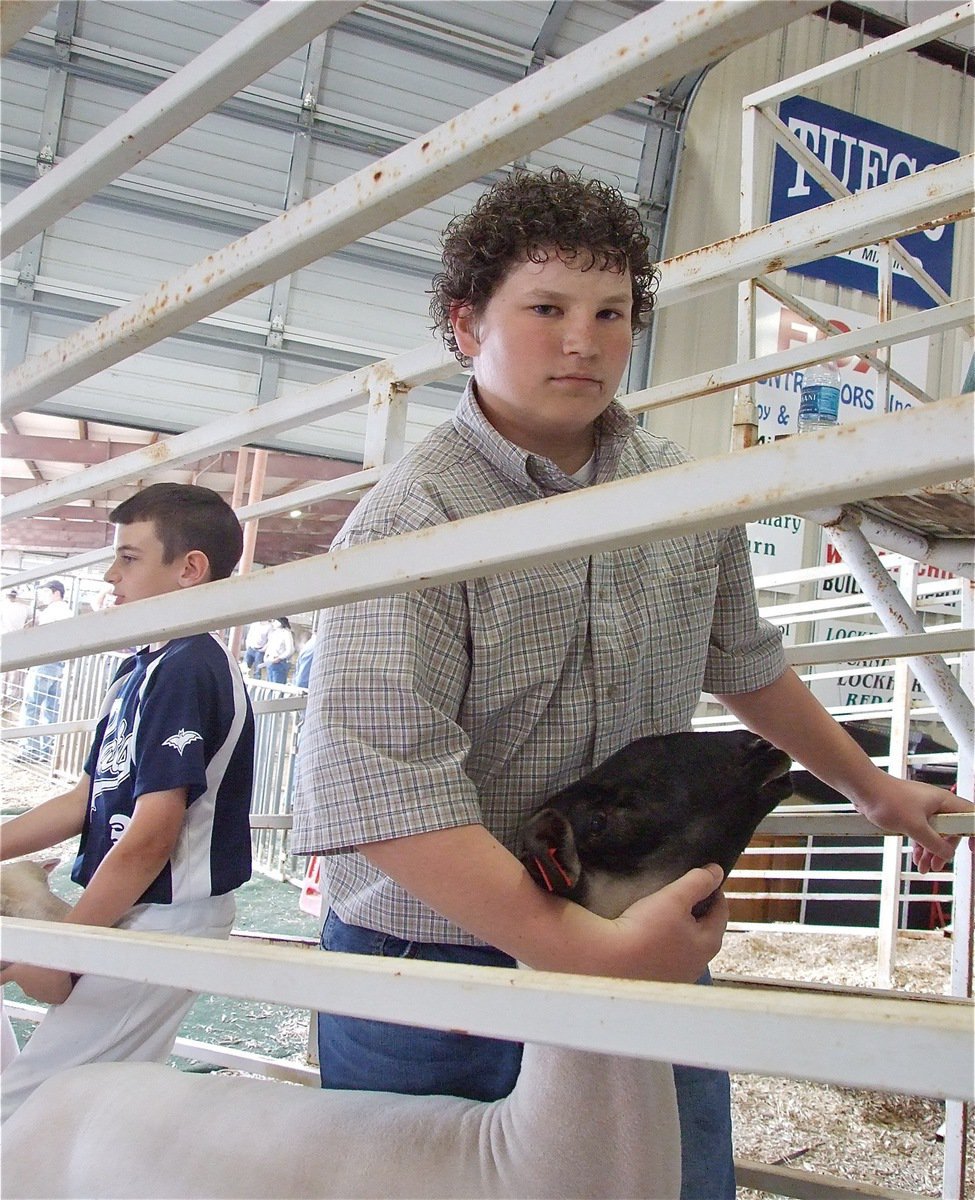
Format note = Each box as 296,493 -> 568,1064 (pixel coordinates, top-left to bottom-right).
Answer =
561,319 -> 597,356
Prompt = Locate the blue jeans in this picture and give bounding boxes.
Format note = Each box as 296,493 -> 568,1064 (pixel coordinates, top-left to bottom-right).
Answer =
316,912 -> 735,1198
673,975 -> 737,1200
317,911 -> 522,1101
22,662 -> 63,760
264,660 -> 289,684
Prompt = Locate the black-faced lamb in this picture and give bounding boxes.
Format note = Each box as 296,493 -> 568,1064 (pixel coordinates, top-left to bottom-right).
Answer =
0,730 -> 792,1199
518,730 -> 793,919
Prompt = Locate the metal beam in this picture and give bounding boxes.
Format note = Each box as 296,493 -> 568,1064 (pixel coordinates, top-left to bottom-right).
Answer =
785,627 -> 974,667
803,503 -> 975,578
1,545 -> 111,588
0,0 -> 820,417
745,0 -> 975,109
757,812 -> 972,839
623,299 -> 973,414
0,434 -> 363,482
0,0 -> 360,256
658,154 -> 972,310
817,516 -> 974,753
1,918 -> 971,1100
3,394 -> 971,670
1,342 -> 454,520
0,470 -> 385,586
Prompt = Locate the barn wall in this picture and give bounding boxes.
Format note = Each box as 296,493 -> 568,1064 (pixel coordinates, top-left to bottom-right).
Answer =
649,11 -> 974,459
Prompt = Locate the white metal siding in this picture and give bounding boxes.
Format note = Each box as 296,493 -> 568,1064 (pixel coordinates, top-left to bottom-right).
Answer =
650,13 -> 973,458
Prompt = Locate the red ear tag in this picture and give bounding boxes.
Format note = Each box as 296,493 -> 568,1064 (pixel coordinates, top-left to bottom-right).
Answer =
547,846 -> 574,889
532,856 -> 554,892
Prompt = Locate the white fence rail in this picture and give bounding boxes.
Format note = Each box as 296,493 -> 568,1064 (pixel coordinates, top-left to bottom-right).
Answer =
1,916 -> 971,1104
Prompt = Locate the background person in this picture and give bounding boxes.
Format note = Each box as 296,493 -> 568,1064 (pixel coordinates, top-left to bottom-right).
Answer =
260,617 -> 295,685
294,632 -> 317,690
19,580 -> 72,765
0,483 -> 255,1121
242,619 -> 272,675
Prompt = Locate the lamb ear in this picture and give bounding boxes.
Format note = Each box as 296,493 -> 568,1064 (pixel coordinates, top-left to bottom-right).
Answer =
39,858 -> 61,875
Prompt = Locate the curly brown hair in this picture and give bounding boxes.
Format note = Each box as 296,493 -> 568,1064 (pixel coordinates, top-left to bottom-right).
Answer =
430,167 -> 658,365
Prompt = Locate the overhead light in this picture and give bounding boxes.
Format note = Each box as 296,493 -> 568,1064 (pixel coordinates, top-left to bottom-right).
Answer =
289,509 -> 303,519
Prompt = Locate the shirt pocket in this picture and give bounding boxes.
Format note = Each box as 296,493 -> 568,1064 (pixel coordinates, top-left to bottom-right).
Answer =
466,560 -> 589,712
619,562 -> 720,729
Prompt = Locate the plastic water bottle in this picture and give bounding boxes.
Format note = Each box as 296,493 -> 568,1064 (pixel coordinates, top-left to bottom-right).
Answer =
798,361 -> 841,434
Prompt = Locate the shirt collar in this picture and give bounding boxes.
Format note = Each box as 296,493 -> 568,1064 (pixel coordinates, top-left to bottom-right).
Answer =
452,379 -> 636,496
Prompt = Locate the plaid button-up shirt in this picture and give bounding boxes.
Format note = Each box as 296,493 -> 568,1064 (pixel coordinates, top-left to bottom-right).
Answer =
292,382 -> 786,942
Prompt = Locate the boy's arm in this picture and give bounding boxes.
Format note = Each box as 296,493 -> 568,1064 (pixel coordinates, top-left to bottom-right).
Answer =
715,667 -> 972,872
1,788 -> 187,1004
64,787 -> 187,929
361,824 -> 726,984
0,774 -> 91,861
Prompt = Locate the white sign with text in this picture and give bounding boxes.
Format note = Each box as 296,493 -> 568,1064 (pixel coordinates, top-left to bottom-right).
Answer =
746,293 -> 929,585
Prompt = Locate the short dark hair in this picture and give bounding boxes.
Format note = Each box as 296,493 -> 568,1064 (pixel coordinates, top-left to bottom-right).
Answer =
43,580 -> 65,597
109,484 -> 243,581
430,167 -> 658,365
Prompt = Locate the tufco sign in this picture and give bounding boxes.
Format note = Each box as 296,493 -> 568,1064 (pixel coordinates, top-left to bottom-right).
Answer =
770,96 -> 958,310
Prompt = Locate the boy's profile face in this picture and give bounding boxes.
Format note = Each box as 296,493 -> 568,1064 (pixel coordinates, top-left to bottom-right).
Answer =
450,252 -> 633,473
103,520 -> 209,606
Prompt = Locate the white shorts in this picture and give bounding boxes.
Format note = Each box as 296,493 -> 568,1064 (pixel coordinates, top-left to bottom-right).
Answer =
1,892 -> 235,1123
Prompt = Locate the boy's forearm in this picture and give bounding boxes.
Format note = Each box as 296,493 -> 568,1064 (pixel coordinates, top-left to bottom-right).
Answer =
0,778 -> 90,861
363,824 -> 600,969
359,823 -> 724,983
67,848 -> 169,929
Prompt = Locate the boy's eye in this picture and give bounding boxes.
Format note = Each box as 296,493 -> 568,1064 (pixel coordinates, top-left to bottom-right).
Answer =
532,304 -> 558,316
597,309 -> 624,320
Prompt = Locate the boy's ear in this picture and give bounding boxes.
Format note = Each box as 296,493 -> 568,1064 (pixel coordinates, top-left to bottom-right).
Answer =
450,304 -> 481,359
177,550 -> 212,588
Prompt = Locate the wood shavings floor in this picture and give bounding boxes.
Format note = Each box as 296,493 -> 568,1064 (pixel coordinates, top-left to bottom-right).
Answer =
714,929 -> 973,1197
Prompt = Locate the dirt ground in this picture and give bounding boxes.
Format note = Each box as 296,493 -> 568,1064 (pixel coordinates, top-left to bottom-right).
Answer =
4,749 -> 972,1197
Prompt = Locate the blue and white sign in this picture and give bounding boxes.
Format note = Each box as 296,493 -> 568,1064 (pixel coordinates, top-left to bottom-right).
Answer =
770,97 -> 957,310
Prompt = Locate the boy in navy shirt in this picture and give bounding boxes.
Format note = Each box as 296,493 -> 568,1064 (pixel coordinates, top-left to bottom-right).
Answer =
1,484 -> 255,1120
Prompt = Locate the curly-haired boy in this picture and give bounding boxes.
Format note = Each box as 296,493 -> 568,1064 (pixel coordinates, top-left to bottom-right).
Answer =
295,168 -> 963,1199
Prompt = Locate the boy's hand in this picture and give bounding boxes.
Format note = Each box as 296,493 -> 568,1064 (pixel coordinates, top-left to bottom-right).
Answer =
852,775 -> 973,873
611,863 -> 727,984
0,962 -> 75,1005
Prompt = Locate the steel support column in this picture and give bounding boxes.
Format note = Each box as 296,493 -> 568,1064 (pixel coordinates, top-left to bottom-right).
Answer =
816,515 -> 974,754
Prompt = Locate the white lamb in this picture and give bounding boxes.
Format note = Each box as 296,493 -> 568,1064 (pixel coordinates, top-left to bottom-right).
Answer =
1,731 -> 791,1199
0,859 -> 71,1071
0,859 -> 71,925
